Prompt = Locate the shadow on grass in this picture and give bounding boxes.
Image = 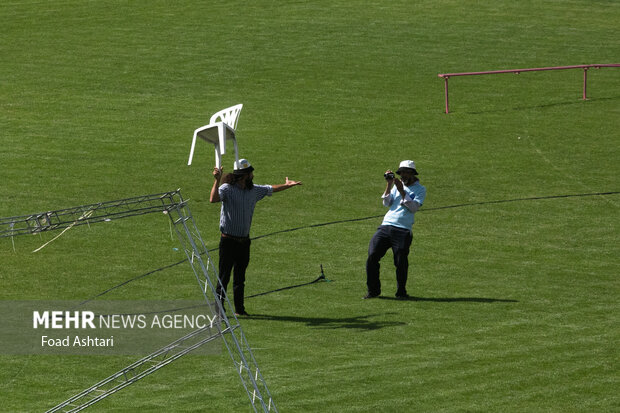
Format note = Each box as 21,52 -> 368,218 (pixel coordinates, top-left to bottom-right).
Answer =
246,313 -> 405,331
379,296 -> 518,303
463,96 -> 620,115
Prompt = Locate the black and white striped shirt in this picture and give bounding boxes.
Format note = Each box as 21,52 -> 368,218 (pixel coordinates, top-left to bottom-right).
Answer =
218,183 -> 273,237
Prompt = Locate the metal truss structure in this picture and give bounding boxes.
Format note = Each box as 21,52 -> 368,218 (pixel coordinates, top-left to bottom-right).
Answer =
0,192 -> 178,238
2,190 -> 276,412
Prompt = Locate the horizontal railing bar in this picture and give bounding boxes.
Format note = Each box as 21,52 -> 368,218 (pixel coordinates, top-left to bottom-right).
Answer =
438,63 -> 620,78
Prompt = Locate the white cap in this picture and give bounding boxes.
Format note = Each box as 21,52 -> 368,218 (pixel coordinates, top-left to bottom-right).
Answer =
396,160 -> 418,174
233,158 -> 254,174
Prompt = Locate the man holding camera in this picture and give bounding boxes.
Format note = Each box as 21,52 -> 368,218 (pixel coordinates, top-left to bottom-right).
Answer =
364,160 -> 426,300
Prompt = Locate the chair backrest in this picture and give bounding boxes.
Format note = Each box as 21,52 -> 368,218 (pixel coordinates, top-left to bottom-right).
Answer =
209,104 -> 243,130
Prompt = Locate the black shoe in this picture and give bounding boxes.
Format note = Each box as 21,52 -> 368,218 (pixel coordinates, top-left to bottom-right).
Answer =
363,292 -> 380,299
235,310 -> 250,317
395,293 -> 410,300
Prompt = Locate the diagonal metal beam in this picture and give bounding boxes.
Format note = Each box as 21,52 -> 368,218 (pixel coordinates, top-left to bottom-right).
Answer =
166,192 -> 278,412
46,326 -> 228,413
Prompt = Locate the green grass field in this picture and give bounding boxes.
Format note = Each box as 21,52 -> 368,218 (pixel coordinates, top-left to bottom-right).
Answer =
1,0 -> 619,411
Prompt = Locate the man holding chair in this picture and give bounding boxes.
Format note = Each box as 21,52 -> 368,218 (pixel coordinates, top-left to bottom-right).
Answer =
210,158 -> 302,316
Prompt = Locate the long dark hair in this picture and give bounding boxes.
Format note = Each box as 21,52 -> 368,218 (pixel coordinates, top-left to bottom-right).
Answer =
222,173 -> 241,185
222,173 -> 253,189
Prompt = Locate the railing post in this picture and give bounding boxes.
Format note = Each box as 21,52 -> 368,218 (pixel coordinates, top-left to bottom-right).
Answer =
443,76 -> 450,114
582,67 -> 588,100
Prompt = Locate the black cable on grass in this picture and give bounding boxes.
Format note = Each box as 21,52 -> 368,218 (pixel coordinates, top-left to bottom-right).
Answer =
251,191 -> 620,241
246,265 -> 330,299
78,190 -> 619,304
421,191 -> 620,212
75,258 -> 189,308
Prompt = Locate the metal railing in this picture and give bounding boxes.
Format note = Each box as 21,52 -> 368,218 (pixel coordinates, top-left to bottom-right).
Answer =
437,64 -> 620,113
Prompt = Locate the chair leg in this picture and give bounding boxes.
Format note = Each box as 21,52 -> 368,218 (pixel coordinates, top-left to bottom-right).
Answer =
214,143 -> 222,169
187,132 -> 198,166
218,124 -> 226,155
232,135 -> 240,165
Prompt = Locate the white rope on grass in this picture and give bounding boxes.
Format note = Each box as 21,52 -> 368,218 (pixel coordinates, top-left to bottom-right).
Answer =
32,210 -> 94,253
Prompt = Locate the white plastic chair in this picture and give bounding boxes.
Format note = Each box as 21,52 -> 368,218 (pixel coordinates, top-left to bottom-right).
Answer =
187,104 -> 243,168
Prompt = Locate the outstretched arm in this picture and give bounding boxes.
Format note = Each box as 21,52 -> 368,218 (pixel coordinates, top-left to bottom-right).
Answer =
272,177 -> 302,193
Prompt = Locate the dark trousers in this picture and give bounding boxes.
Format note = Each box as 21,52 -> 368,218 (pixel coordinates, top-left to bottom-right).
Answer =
217,236 -> 251,313
366,225 -> 413,296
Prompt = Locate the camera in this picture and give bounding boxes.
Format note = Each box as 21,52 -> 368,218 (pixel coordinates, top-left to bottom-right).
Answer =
384,172 -> 395,180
